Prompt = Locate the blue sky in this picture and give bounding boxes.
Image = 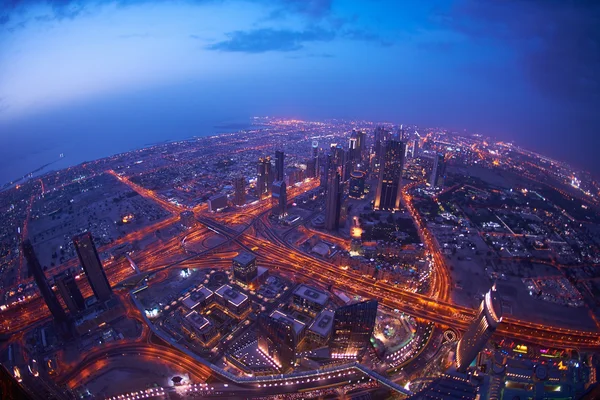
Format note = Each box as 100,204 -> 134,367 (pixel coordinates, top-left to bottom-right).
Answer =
0,0 -> 598,174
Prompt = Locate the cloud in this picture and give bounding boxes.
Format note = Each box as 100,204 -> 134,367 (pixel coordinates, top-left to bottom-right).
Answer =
264,0 -> 332,20
440,0 -> 600,104
207,27 -> 334,53
342,29 -> 393,47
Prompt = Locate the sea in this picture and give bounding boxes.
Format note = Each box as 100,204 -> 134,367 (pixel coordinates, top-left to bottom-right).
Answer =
0,118 -> 253,188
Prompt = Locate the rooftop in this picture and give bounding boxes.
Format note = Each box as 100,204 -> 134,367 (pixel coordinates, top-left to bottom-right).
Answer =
271,310 -> 306,337
293,284 -> 329,306
185,311 -> 212,332
233,252 -> 256,266
309,309 -> 335,337
215,284 -> 249,307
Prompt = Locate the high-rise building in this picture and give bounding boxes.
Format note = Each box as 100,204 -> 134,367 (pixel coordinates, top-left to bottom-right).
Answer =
22,240 -> 69,326
234,176 -> 245,206
305,158 -> 316,178
330,300 -> 378,359
257,313 -> 297,370
325,169 -> 342,231
349,171 -> 366,199
348,131 -> 359,162
271,180 -> 287,217
374,140 -> 405,211
341,149 -> 352,182
257,156 -> 273,199
357,130 -> 366,158
275,150 -> 285,182
73,233 -> 112,302
373,126 -> 390,162
430,153 -> 447,188
232,252 -> 257,285
54,270 -> 85,315
456,286 -> 503,372
399,124 -> 405,141
312,140 -> 319,180
410,139 -> 418,158
208,193 -> 227,212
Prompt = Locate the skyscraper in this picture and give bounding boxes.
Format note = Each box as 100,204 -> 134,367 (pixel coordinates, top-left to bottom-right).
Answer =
348,130 -> 359,162
22,240 -> 69,326
456,286 -> 503,372
234,175 -> 245,206
374,140 -> 405,211
257,313 -> 297,370
232,252 -> 257,285
349,171 -> 366,199
341,148 -> 352,182
256,156 -> 273,199
275,150 -> 285,182
330,300 -> 378,359
430,153 -> 447,188
271,180 -> 287,217
305,158 -> 316,178
373,126 -> 390,162
357,130 -> 366,159
325,169 -> 341,231
312,140 -> 319,180
73,233 -> 112,302
54,270 -> 85,315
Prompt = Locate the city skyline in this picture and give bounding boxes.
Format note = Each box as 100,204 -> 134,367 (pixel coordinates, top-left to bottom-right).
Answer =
1,1 -> 599,399
0,0 -> 599,177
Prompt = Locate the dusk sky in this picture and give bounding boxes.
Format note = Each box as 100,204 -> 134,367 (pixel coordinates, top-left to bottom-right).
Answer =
0,0 -> 599,178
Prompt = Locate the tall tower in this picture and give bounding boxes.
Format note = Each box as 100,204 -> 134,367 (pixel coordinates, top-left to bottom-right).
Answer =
330,300 -> 378,359
257,313 -> 296,370
271,180 -> 287,217
456,286 -> 503,372
22,240 -> 69,326
73,233 -> 112,302
312,140 -> 319,180
234,175 -> 245,206
373,126 -> 390,162
54,270 -> 85,315
357,130 -> 366,160
430,153 -> 447,188
275,151 -> 285,182
374,140 -> 405,211
325,169 -> 341,231
257,156 -> 273,199
232,252 -> 257,285
348,131 -> 359,162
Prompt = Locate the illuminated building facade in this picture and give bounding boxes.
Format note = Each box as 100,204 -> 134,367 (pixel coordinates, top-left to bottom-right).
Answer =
373,126 -> 390,161
291,284 -> 329,316
232,252 -> 257,285
73,232 -> 113,302
22,240 -> 69,326
257,313 -> 296,370
325,169 -> 342,231
349,131 -> 359,162
330,300 -> 378,359
234,175 -> 245,206
257,156 -> 273,199
374,140 -> 405,211
349,170 -> 366,199
54,270 -> 85,315
430,152 -> 447,188
271,180 -> 287,217
456,286 -> 503,372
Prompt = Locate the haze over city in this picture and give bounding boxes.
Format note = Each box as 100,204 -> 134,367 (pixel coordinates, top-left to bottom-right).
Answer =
1,1 -> 600,400
1,0 -> 599,181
